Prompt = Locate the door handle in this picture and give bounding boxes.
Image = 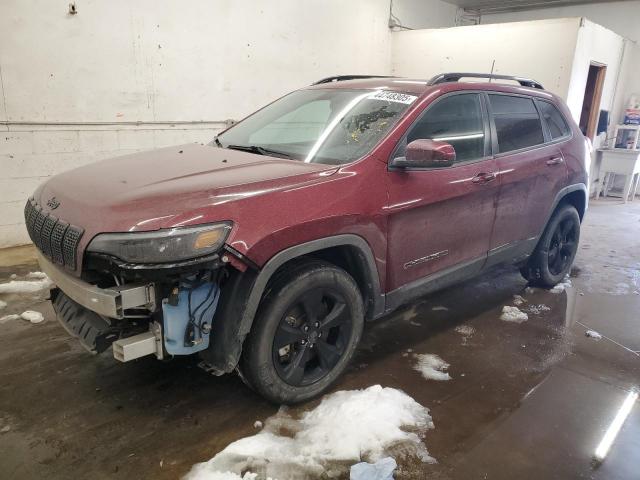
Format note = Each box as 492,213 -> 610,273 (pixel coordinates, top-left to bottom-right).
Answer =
546,157 -> 564,166
471,172 -> 497,184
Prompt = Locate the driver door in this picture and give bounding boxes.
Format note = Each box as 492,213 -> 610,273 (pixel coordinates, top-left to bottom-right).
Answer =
385,92 -> 500,294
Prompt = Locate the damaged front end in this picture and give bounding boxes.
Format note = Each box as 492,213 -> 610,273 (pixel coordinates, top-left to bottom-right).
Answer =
39,222 -> 252,370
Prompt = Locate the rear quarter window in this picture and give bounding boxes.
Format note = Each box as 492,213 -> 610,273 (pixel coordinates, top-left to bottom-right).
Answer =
489,95 -> 544,153
538,100 -> 571,140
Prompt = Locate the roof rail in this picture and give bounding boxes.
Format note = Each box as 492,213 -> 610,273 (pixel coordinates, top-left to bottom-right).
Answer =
312,75 -> 394,85
427,72 -> 544,90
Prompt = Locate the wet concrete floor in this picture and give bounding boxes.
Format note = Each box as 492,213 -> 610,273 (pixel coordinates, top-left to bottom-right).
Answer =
0,198 -> 638,479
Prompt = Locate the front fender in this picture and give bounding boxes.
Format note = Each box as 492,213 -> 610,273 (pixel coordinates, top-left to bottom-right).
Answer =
199,234 -> 383,374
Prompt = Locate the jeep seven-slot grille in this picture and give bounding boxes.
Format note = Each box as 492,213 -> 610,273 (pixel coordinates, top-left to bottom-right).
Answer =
24,199 -> 84,270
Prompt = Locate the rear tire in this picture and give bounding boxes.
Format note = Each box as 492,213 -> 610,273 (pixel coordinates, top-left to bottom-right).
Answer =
521,204 -> 580,288
239,259 -> 364,404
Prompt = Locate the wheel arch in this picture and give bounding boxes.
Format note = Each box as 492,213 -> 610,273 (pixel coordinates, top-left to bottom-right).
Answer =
558,187 -> 587,221
549,183 -> 588,224
242,235 -> 384,332
519,183 -> 587,269
199,234 -> 384,375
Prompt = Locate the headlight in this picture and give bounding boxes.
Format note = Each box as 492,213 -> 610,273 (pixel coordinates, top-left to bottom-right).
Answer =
87,222 -> 232,264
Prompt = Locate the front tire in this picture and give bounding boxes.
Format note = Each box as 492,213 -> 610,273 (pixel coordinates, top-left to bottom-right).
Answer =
521,204 -> 580,288
239,259 -> 364,404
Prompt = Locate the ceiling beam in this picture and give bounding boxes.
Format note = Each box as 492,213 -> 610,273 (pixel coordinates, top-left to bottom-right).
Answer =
449,0 -> 633,15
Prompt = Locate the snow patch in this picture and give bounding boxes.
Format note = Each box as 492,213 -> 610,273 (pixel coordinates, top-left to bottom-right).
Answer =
186,385 -> 434,480
585,330 -> 602,340
431,306 -> 448,311
0,300 -> 6,310
193,473 -> 257,480
527,304 -> 551,315
413,354 -> 451,381
512,295 -> 526,306
0,314 -> 20,324
454,325 -> 475,337
0,277 -> 53,294
21,310 -> 44,324
550,277 -> 572,294
26,272 -> 48,279
402,305 -> 418,321
500,306 -> 528,323
454,325 -> 475,345
253,421 -> 263,430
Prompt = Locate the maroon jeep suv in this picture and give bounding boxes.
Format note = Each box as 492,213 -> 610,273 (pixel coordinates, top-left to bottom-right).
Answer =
26,73 -> 589,403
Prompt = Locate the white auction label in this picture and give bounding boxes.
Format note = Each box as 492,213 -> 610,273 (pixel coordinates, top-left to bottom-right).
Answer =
368,90 -> 418,105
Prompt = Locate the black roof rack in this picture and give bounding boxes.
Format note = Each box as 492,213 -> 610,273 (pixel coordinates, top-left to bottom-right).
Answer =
427,72 -> 544,90
312,75 -> 394,85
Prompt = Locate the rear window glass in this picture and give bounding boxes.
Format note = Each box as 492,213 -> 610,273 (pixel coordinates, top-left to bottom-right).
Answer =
538,101 -> 571,140
489,95 -> 544,153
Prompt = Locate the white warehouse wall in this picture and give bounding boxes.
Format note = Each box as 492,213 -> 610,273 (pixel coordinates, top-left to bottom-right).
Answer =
391,0 -> 460,29
0,0 -> 398,248
481,1 -> 640,40
482,2 -> 640,126
391,18 -> 625,192
567,19 -> 625,192
391,18 -> 583,99
567,19 -> 625,125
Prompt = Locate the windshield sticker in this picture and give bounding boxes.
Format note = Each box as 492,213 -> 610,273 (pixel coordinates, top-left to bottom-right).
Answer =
368,90 -> 418,105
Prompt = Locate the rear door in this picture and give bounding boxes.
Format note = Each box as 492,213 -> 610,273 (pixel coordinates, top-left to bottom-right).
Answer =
486,93 -> 569,265
385,92 -> 500,293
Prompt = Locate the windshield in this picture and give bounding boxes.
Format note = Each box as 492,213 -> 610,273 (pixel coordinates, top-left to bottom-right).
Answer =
215,89 -> 417,165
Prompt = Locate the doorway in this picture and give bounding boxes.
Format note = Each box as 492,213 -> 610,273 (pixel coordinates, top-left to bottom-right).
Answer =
579,62 -> 607,140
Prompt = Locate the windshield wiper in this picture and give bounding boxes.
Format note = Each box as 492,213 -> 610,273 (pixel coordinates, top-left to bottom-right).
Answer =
226,144 -> 292,159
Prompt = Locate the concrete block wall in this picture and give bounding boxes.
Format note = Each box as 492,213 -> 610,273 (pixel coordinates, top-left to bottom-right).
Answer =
1,0 -> 414,248
0,124 -> 224,247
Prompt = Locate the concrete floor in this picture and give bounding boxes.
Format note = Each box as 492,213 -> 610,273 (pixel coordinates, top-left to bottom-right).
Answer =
0,199 -> 638,480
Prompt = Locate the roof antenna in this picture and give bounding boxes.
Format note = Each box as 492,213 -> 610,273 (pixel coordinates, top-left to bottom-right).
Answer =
489,59 -> 496,82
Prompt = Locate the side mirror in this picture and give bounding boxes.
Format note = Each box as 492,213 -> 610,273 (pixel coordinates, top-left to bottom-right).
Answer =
391,139 -> 456,169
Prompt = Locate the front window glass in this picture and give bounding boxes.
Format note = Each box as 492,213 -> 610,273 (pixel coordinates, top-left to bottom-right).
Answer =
395,93 -> 486,163
216,89 -> 416,165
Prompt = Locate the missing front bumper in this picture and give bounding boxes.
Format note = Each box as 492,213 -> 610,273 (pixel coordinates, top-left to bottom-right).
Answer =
53,288 -> 164,361
52,290 -> 120,353
37,251 -> 155,319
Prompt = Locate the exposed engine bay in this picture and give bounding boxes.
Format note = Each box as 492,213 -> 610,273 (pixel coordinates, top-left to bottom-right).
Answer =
48,251 -> 228,364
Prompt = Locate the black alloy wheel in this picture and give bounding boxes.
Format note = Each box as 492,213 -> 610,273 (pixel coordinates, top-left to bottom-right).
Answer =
238,259 -> 364,404
272,287 -> 352,387
521,204 -> 581,288
547,217 -> 579,276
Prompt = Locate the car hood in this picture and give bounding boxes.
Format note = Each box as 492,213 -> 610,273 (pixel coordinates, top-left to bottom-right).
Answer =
35,143 -> 337,235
